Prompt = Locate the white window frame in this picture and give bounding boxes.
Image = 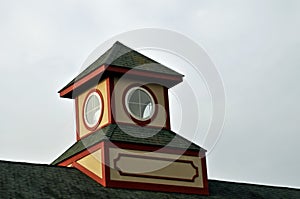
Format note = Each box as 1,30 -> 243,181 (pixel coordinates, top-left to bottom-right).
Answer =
83,91 -> 102,128
125,87 -> 155,121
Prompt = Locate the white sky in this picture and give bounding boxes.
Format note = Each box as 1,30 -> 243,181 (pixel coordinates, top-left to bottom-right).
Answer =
0,0 -> 299,189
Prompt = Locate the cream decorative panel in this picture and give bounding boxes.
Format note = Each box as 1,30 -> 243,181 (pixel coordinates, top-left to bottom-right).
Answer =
109,148 -> 203,188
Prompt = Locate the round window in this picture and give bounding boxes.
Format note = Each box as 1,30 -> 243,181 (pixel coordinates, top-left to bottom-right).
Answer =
84,91 -> 102,128
125,87 -> 155,121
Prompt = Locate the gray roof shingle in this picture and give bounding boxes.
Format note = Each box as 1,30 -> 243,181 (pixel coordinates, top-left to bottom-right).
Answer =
51,124 -> 202,165
60,41 -> 183,92
1,160 -> 299,199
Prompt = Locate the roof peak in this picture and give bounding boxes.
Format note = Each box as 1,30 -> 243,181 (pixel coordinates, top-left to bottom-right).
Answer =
113,40 -> 126,45
59,41 -> 183,98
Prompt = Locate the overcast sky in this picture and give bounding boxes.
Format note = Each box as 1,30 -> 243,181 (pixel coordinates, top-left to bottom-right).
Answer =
0,0 -> 299,189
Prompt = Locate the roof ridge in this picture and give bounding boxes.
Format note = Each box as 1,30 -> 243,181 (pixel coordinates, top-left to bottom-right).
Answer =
109,41 -> 159,65
106,123 -> 118,138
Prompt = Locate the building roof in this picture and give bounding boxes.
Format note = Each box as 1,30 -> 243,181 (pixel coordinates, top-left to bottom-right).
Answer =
59,41 -> 183,93
51,124 -> 203,165
1,160 -> 299,199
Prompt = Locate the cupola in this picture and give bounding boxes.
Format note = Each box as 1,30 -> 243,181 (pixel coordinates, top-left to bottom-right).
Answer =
52,41 -> 209,195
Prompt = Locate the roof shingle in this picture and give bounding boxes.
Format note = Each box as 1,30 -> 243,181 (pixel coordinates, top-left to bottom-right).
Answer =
51,124 -> 202,165
60,41 -> 183,92
1,160 -> 299,199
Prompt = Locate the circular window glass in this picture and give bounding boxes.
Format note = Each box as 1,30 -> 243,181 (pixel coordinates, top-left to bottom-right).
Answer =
84,91 -> 102,128
125,87 -> 155,121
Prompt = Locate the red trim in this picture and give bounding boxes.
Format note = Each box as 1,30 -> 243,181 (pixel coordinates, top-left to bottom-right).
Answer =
59,65 -> 182,98
107,65 -> 182,82
122,84 -> 158,126
106,78 -> 112,125
111,121 -> 171,131
106,140 -> 204,157
82,89 -> 104,131
113,153 -> 199,182
75,97 -> 80,141
106,77 -> 116,125
100,142 -> 107,187
163,87 -> 171,130
201,156 -> 209,195
109,77 -> 116,124
107,180 -> 208,195
60,65 -> 106,97
57,142 -> 102,166
72,161 -> 104,185
103,141 -> 111,187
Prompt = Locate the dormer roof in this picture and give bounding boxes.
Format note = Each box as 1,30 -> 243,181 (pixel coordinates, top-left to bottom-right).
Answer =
51,124 -> 204,166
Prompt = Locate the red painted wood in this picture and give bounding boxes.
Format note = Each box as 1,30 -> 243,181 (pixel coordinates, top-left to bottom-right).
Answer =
57,142 -> 103,166
163,86 -> 171,130
59,65 -> 182,98
107,65 -> 182,82
75,97 -> 80,141
103,142 -> 110,187
107,180 -> 209,195
60,65 -> 106,97
106,77 -> 114,125
106,140 -> 204,157
201,156 -> 209,195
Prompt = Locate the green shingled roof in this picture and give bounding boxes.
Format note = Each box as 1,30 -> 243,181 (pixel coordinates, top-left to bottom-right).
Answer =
60,41 -> 183,92
1,160 -> 299,199
51,124 -> 202,165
